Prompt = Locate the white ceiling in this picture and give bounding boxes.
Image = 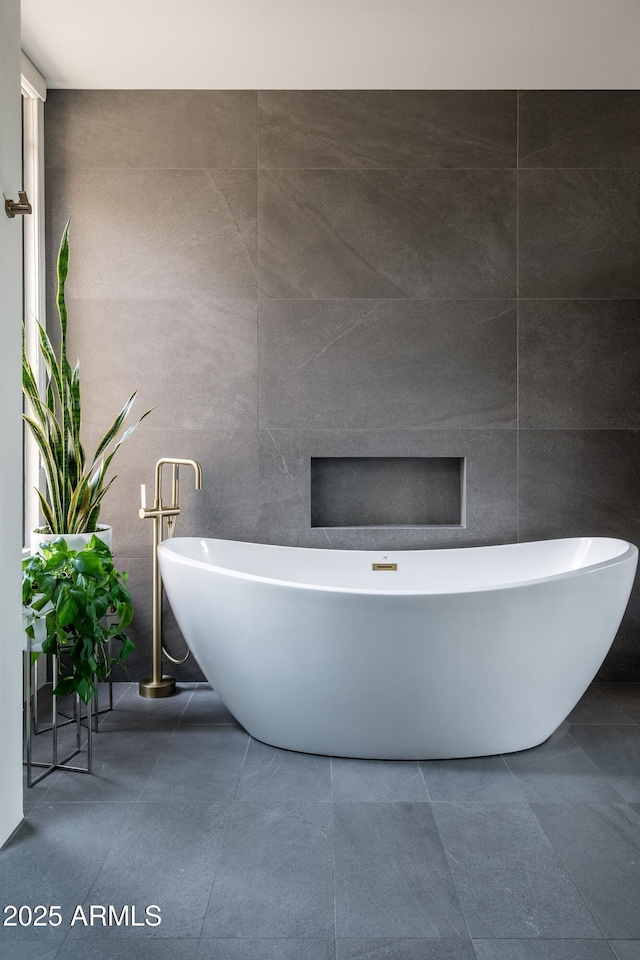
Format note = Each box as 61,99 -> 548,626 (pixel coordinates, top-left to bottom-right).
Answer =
22,0 -> 640,90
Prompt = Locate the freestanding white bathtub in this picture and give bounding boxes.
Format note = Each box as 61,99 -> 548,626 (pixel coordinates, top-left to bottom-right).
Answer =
158,536 -> 637,760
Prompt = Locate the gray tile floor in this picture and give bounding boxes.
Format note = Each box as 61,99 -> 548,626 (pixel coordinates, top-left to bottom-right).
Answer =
3,682 -> 640,960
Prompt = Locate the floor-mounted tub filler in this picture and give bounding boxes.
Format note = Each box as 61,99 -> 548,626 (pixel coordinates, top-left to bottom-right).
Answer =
158,536 -> 637,760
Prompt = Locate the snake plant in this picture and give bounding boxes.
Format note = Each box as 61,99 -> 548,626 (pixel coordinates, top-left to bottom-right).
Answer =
22,220 -> 152,534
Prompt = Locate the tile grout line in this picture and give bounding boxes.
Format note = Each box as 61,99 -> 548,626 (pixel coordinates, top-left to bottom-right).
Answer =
428,799 -> 474,942
44,164 -> 640,172
516,90 -> 520,544
256,93 -> 261,537
55,795 -> 146,953
194,733 -> 252,940
57,295 -> 640,303
330,758 -> 338,948
123,681 -> 183,805
418,759 -> 431,800
526,800 -> 612,942
594,683 -> 640,724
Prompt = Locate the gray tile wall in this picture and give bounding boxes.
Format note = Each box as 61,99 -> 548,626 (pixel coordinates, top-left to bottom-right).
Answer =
44,90 -> 640,681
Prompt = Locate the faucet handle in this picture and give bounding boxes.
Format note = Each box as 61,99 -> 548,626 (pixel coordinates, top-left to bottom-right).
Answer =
140,483 -> 147,510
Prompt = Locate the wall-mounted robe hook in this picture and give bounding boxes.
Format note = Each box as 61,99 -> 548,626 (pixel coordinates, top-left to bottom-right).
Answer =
5,191 -> 32,218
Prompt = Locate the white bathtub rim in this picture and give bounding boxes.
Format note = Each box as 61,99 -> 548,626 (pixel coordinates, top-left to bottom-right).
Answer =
157,535 -> 638,597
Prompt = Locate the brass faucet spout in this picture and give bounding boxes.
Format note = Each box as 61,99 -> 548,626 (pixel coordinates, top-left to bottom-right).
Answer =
154,457 -> 202,505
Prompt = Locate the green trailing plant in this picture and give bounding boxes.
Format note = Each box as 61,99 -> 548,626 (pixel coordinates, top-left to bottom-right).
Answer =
22,219 -> 152,535
22,536 -> 135,703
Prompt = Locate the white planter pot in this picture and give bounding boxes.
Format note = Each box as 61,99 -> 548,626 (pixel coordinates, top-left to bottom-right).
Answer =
29,524 -> 113,556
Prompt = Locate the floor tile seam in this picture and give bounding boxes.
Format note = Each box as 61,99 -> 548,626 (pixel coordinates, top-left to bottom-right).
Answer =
562,727 -> 629,785
331,797 -> 431,803
427,798 -> 630,806
524,800 -> 610,941
562,735 -> 640,801
177,722 -> 243,727
129,736 -> 170,802
565,720 -> 637,726
52,798 -> 144,954
230,735 -> 254,802
496,753 -> 528,799
331,798 -> 337,946
468,935 -> 617,940
31,797 -> 145,812
196,796 -> 253,939
175,684 -> 198,725
422,800 -> 473,941
593,686 -> 640,724
416,760 -> 432,801
109,680 -> 135,709
502,735 -> 597,777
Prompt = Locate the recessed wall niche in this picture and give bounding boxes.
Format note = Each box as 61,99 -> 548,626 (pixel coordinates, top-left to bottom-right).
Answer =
310,457 -> 465,528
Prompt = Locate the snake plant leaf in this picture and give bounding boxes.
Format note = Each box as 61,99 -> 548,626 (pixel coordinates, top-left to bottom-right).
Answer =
89,393 -> 137,468
22,366 -> 62,458
56,219 -> 70,341
21,220 -> 153,534
34,320 -> 63,408
93,408 -> 153,482
35,489 -> 57,536
79,477 -> 117,532
65,473 -> 92,533
24,415 -> 63,527
69,361 -> 85,472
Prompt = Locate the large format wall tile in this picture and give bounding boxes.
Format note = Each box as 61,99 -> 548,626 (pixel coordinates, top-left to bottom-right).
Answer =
258,90 -> 516,168
46,167 -> 257,300
519,430 -> 640,544
94,426 -> 258,559
46,90 -> 257,169
64,298 -> 257,432
115,558 -> 205,682
45,89 -> 640,683
519,170 -> 640,299
519,300 -> 640,429
519,429 -> 640,679
259,299 -> 516,429
259,169 -> 517,299
259,428 -> 517,549
519,91 -> 640,168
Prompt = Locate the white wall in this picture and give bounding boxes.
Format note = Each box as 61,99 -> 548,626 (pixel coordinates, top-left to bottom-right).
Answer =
0,0 -> 26,845
21,0 -> 640,90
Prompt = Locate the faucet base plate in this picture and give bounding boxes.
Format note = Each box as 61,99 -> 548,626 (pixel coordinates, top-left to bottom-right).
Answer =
139,676 -> 176,699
